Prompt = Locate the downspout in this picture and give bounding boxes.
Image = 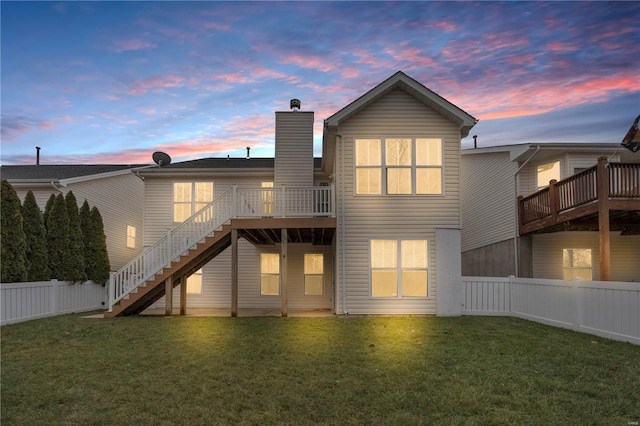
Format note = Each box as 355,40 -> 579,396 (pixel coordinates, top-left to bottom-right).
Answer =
325,128 -> 347,314
513,145 -> 540,277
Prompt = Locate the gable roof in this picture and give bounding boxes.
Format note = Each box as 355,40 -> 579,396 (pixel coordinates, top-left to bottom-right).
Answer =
0,164 -> 147,184
461,142 -> 631,162
137,157 -> 323,177
324,71 -> 477,137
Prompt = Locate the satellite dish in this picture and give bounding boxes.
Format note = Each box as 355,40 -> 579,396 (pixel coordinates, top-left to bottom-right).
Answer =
152,151 -> 171,167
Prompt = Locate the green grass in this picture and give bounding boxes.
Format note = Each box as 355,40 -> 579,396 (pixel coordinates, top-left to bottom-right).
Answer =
2,314 -> 639,425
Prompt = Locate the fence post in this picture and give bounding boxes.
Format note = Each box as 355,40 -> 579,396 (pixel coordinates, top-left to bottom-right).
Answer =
573,278 -> 582,332
549,180 -> 559,222
508,275 -> 514,314
50,279 -> 59,316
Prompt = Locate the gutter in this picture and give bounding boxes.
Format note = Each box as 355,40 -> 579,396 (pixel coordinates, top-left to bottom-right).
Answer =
513,145 -> 540,277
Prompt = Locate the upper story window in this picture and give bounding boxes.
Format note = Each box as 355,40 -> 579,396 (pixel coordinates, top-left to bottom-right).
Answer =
261,182 -> 274,215
355,138 -> 442,195
173,182 -> 213,222
536,161 -> 560,190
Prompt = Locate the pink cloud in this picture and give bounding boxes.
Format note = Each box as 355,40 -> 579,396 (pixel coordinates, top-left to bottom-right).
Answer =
202,22 -> 230,31
127,74 -> 186,95
1,115 -> 55,141
112,38 -> 157,53
546,41 -> 578,52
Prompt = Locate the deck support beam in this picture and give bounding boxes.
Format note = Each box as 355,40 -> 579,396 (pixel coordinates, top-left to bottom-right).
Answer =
281,228 -> 288,317
164,276 -> 173,316
231,228 -> 238,317
179,276 -> 187,316
597,157 -> 611,281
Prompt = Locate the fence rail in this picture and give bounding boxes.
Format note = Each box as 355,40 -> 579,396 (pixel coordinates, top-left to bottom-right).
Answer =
1,280 -> 107,325
462,276 -> 640,345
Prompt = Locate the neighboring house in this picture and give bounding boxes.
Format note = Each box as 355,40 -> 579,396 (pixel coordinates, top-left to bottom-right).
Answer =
461,143 -> 640,281
0,164 -> 148,270
107,71 -> 477,317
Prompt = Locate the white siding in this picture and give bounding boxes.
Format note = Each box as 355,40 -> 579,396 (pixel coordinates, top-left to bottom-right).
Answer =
275,111 -> 314,187
461,151 -> 518,252
335,88 -> 463,314
532,232 -> 640,282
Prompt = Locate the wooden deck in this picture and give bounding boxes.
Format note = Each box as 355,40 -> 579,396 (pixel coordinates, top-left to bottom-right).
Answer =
518,158 -> 640,235
517,157 -> 640,281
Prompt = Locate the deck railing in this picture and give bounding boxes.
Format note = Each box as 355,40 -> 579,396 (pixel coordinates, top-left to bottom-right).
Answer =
519,160 -> 640,227
109,185 -> 335,308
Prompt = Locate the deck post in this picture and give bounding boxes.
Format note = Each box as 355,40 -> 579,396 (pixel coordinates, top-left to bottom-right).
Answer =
549,179 -> 559,222
179,276 -> 187,316
231,228 -> 238,317
165,275 -> 173,316
597,157 -> 610,281
281,228 -> 288,317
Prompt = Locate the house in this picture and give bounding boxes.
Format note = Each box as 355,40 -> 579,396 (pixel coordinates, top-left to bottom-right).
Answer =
461,143 -> 640,281
0,164 -> 148,270
106,71 -> 478,317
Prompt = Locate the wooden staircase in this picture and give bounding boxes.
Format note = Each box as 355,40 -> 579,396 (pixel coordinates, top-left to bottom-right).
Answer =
105,225 -> 231,317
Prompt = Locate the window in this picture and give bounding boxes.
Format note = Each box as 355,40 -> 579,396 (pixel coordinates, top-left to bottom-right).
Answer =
126,225 -> 136,249
371,239 -> 428,298
355,139 -> 382,194
563,249 -> 592,280
187,268 -> 203,294
260,253 -> 280,295
173,182 -> 213,222
304,254 -> 324,296
261,182 -> 274,215
537,161 -> 560,190
356,138 -> 442,195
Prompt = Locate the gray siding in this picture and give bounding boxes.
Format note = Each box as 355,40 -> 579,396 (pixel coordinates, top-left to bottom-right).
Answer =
461,151 -> 518,252
275,111 -> 314,187
334,88 -> 463,314
532,232 -> 640,282
153,242 -> 333,310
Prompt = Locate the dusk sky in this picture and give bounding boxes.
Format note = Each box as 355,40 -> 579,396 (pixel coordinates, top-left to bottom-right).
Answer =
1,1 -> 638,166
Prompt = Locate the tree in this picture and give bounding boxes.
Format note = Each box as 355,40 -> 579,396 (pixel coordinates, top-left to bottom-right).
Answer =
79,200 -> 91,278
1,180 -> 27,282
65,191 -> 86,282
22,190 -> 50,281
43,193 -> 56,231
86,206 -> 110,284
47,194 -> 69,280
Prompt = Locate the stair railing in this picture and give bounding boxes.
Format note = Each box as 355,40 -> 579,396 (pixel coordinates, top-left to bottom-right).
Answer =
109,187 -> 234,309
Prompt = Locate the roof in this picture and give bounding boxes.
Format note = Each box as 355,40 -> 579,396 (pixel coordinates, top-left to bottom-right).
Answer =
137,157 -> 323,176
0,164 -> 146,181
461,142 -> 630,162
324,71 -> 478,136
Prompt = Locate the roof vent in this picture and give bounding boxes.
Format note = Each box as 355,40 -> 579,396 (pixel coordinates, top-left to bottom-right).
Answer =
290,99 -> 301,111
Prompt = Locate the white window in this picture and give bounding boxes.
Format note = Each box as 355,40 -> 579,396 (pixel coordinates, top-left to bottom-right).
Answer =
370,239 -> 428,298
537,161 -> 560,190
260,253 -> 280,295
173,182 -> 213,222
261,182 -> 274,215
563,249 -> 592,280
355,139 -> 382,195
126,225 -> 136,249
187,268 -> 203,294
304,254 -> 324,296
356,138 -> 442,195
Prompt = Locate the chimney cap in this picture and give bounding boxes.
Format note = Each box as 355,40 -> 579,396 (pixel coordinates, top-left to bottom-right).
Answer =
290,99 -> 301,111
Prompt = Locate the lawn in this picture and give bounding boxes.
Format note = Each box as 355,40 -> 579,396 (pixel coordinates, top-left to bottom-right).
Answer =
1,314 -> 639,425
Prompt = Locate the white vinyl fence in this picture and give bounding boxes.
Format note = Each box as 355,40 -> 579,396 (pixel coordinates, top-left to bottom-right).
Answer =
462,276 -> 639,345
1,280 -> 107,325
